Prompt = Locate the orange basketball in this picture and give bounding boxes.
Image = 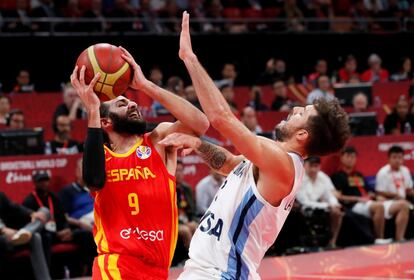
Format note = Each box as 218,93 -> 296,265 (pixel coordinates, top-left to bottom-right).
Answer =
76,43 -> 132,101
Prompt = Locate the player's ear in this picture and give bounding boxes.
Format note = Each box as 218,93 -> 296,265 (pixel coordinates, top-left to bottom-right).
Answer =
296,129 -> 308,142
101,118 -> 112,129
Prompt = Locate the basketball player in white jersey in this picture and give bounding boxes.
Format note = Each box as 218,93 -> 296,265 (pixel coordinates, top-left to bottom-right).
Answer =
160,12 -> 350,279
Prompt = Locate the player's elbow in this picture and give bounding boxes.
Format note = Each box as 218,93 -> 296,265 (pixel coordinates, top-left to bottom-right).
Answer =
83,173 -> 105,190
195,116 -> 210,136
210,113 -> 232,131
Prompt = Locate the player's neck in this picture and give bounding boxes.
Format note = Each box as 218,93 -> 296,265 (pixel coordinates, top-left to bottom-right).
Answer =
109,133 -> 142,154
279,141 -> 305,158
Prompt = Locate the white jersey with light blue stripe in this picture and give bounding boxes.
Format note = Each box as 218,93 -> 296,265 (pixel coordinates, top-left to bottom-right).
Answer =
178,153 -> 304,280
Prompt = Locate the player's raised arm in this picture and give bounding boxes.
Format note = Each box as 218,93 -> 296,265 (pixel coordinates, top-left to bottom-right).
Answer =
71,66 -> 106,190
159,133 -> 244,176
178,12 -> 290,175
120,47 -> 209,137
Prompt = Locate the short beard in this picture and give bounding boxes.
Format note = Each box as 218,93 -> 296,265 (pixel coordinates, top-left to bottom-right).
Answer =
274,122 -> 294,142
109,112 -> 147,135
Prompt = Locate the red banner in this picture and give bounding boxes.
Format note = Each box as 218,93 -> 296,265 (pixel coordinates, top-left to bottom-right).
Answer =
0,154 -> 81,203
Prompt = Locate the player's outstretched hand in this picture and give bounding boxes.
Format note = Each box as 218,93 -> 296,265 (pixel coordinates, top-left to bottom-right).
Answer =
159,132 -> 201,157
70,65 -> 101,112
179,11 -> 196,61
119,46 -> 149,91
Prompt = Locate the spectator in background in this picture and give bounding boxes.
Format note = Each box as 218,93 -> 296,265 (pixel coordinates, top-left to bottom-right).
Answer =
214,63 -> 238,88
106,0 -> 136,32
376,146 -> 414,202
307,75 -> 335,104
0,192 -> 50,280
220,84 -> 238,113
296,157 -> 343,247
11,70 -> 35,94
6,109 -> 25,129
152,76 -> 185,115
352,92 -> 369,112
0,95 -> 11,125
271,79 -> 294,111
363,0 -> 387,15
307,59 -> 329,86
256,58 -> 293,85
204,0 -> 225,33
23,170 -> 95,277
241,106 -> 263,135
59,159 -> 94,231
30,0 -> 58,31
196,170 -> 225,216
391,57 -> 413,81
361,54 -> 389,83
247,86 -> 268,111
186,0 -> 209,32
82,0 -> 107,32
148,66 -> 164,87
373,146 -> 412,242
54,84 -> 85,121
2,0 -> 31,32
331,147 -> 393,245
176,161 -> 198,249
56,0 -> 83,32
339,55 -> 360,83
158,0 -> 182,33
136,0 -> 163,33
384,96 -> 414,134
284,0 -> 305,32
45,115 -> 83,154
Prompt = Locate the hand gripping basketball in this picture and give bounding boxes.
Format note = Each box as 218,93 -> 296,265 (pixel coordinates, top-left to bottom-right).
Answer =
70,65 -> 101,112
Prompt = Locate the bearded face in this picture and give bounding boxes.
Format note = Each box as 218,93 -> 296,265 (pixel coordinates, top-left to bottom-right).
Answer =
109,111 -> 147,135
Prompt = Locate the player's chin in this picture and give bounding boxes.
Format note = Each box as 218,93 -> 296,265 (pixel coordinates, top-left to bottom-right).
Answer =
128,113 -> 140,120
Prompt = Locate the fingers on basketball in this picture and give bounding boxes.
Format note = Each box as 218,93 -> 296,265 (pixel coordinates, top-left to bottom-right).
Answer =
70,66 -> 79,87
88,72 -> 101,92
79,65 -> 86,85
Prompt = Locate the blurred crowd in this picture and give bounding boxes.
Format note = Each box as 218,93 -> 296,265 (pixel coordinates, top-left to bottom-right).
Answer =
1,0 -> 414,33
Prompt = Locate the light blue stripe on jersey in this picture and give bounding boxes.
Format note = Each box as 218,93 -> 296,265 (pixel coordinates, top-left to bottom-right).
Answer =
222,187 -> 264,280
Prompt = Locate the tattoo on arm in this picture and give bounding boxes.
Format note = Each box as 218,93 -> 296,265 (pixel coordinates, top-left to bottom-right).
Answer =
197,141 -> 227,170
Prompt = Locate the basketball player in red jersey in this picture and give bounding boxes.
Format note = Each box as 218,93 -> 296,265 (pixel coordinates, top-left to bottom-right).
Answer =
70,49 -> 209,279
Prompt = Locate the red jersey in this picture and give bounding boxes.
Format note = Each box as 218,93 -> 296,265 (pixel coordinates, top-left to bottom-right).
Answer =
92,133 -> 178,280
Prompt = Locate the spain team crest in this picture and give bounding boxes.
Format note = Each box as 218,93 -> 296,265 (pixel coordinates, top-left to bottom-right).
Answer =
136,146 -> 152,159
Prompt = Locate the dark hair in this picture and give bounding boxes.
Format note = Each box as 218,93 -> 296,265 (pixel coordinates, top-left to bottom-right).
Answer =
345,54 -> 356,63
305,99 -> 350,156
388,145 -> 404,157
341,146 -> 357,155
6,109 -> 24,126
400,56 -> 410,69
99,102 -> 110,118
305,156 -> 321,164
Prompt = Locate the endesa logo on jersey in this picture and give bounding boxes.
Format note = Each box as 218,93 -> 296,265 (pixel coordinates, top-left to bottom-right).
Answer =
136,146 -> 152,160
120,227 -> 164,242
